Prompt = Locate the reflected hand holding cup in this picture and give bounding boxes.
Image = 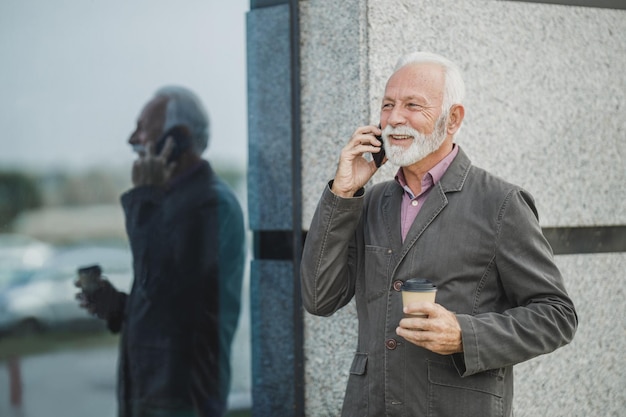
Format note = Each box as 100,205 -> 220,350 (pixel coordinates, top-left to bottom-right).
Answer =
75,264 -> 103,295
75,265 -> 124,321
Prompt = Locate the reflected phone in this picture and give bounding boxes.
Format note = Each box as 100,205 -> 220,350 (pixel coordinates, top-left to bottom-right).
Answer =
155,125 -> 192,162
372,124 -> 385,168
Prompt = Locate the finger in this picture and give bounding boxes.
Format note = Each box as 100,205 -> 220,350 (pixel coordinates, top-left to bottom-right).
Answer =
348,130 -> 376,146
399,316 -> 428,330
145,141 -> 155,156
165,160 -> 178,178
354,124 -> 381,137
350,132 -> 380,148
159,136 -> 175,160
396,326 -> 425,342
75,293 -> 89,308
350,125 -> 382,144
403,301 -> 432,315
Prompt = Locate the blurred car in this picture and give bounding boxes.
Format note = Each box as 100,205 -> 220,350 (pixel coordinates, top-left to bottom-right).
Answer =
0,234 -> 55,290
0,243 -> 133,335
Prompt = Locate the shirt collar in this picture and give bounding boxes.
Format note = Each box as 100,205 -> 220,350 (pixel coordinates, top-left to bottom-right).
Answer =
394,144 -> 459,199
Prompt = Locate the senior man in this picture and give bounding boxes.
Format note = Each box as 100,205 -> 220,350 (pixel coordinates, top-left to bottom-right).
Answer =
300,52 -> 577,417
77,86 -> 245,417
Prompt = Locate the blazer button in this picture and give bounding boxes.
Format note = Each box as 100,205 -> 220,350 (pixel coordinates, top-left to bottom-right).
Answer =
385,338 -> 397,350
392,280 -> 403,292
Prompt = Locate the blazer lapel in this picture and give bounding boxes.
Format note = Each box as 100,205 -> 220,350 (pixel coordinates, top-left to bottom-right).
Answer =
395,146 -> 472,264
381,181 -> 404,263
401,183 -> 448,253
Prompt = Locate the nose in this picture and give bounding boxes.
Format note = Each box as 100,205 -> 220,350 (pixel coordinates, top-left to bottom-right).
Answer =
386,105 -> 406,128
128,130 -> 139,145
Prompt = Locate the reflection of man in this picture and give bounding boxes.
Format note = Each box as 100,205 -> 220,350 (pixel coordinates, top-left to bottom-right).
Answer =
77,86 -> 245,417
301,52 -> 578,416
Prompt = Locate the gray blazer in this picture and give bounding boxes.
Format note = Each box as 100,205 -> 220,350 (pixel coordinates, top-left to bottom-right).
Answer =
301,147 -> 577,417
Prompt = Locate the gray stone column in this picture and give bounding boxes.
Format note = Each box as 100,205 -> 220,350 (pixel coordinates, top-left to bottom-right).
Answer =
247,1 -> 304,416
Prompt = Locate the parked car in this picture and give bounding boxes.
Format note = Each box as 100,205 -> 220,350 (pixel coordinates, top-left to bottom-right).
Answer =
0,238 -> 252,411
0,234 -> 55,290
0,243 -> 133,335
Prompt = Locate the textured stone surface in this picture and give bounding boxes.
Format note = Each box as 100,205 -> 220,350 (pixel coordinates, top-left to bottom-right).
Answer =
515,253 -> 625,416
298,1 -> 626,416
299,0 -> 370,228
364,0 -> 626,228
247,4 -> 293,231
250,259 -> 297,416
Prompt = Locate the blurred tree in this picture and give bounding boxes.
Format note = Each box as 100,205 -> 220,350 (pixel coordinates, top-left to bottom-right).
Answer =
39,167 -> 131,207
0,171 -> 43,231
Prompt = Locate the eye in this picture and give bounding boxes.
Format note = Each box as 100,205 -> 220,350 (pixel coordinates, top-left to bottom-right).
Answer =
408,103 -> 425,111
381,102 -> 393,110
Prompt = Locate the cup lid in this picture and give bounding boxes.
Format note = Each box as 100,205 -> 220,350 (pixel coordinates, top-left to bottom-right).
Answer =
78,264 -> 102,275
400,278 -> 437,292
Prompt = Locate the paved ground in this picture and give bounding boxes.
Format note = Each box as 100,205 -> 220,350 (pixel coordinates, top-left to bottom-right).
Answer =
0,347 -> 118,417
0,345 -> 251,417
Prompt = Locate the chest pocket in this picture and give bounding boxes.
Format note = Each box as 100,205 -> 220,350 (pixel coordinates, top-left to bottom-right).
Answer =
362,245 -> 393,303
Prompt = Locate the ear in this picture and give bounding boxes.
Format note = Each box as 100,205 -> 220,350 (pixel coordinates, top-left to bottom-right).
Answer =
447,104 -> 465,135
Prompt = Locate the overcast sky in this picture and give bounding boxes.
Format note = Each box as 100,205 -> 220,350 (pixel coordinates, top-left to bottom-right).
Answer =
0,0 -> 249,173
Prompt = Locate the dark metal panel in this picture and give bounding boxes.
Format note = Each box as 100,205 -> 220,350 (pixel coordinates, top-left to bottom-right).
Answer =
503,0 -> 626,10
250,0 -> 288,9
543,226 -> 626,254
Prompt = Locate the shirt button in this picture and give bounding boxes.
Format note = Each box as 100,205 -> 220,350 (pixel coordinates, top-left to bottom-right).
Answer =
385,339 -> 398,350
392,280 -> 403,292
411,200 -> 418,206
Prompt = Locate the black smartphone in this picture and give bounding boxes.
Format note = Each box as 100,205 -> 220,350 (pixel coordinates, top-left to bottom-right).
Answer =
155,125 -> 192,162
372,124 -> 385,168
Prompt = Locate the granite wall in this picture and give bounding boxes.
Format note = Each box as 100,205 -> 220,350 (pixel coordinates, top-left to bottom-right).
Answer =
247,0 -> 625,416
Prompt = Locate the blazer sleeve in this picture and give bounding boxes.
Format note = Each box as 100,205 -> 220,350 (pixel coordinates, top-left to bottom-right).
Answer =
455,189 -> 578,376
300,183 -> 364,317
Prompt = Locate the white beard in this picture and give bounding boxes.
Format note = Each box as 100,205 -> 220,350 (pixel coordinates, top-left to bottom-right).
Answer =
382,113 -> 448,167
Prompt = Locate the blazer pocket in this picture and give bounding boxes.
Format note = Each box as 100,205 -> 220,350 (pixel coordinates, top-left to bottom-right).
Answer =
427,360 -> 505,417
349,352 -> 368,375
363,245 -> 393,303
343,352 -> 369,416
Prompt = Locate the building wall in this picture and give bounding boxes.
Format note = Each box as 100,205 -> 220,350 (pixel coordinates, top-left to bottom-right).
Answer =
297,1 -> 625,416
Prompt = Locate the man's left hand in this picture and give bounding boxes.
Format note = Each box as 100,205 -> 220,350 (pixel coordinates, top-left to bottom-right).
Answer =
396,302 -> 463,355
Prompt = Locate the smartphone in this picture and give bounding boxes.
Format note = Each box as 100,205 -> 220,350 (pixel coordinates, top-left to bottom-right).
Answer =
155,125 -> 192,162
372,124 -> 385,168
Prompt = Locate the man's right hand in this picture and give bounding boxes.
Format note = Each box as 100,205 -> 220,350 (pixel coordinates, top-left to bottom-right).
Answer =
331,125 -> 384,198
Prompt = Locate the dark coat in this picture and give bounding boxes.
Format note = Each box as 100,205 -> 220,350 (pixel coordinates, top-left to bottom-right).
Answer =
301,147 -> 577,417
112,161 -> 245,417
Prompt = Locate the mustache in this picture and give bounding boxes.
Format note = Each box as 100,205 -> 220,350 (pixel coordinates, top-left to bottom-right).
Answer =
382,124 -> 420,139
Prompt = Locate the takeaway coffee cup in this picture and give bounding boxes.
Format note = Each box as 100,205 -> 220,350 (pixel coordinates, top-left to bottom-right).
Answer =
400,278 -> 437,318
77,264 -> 103,295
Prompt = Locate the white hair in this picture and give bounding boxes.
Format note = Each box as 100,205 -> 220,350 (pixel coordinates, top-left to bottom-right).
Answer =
154,85 -> 210,155
394,52 -> 466,112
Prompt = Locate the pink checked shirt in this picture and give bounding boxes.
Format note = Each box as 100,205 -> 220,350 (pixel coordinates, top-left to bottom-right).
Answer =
395,144 -> 459,242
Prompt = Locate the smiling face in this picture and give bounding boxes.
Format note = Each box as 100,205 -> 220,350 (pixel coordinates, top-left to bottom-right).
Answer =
380,62 -> 450,166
